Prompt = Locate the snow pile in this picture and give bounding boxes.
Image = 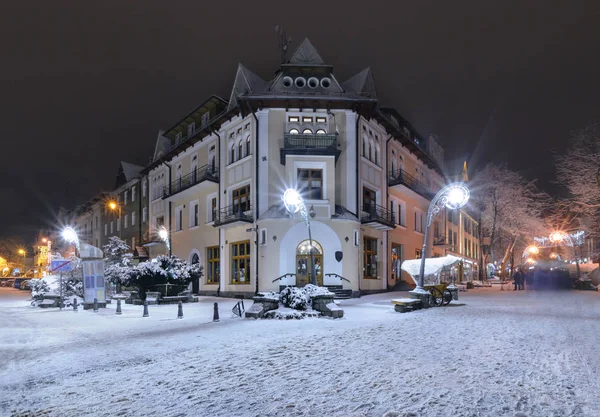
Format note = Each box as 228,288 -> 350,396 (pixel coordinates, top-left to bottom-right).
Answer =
280,286 -> 307,310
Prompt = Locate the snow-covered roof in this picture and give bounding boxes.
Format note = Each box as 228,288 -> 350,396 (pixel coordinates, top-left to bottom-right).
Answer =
401,255 -> 463,285
120,162 -> 144,182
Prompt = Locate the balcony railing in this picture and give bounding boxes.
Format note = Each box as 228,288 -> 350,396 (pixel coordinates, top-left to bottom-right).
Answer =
388,168 -> 433,199
361,203 -> 395,230
280,133 -> 341,164
213,204 -> 253,227
163,165 -> 218,198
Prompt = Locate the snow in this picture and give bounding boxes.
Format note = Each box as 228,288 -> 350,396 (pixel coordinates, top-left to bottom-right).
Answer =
2,286 -> 600,416
401,255 -> 463,285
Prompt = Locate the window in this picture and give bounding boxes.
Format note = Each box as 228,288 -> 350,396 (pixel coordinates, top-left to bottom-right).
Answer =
231,240 -> 250,284
414,211 -> 424,233
289,128 -> 299,134
175,207 -> 183,231
398,201 -> 406,227
316,117 -> 326,123
230,144 -> 235,163
201,112 -> 210,128
156,216 -> 165,229
142,207 -> 147,222
117,218 -> 120,232
362,137 -> 367,157
302,117 -> 313,123
302,128 -> 313,134
363,237 -> 378,279
110,221 -> 114,234
232,185 -> 250,212
288,116 -> 299,122
207,246 -> 220,284
190,202 -> 199,227
124,214 -> 128,229
131,211 -> 136,227
259,228 -> 267,245
415,249 -> 423,259
354,230 -> 360,246
316,129 -> 326,134
188,122 -> 195,137
464,238 -> 468,256
245,136 -> 251,156
209,197 -> 217,222
391,243 -> 404,280
368,142 -> 373,161
131,186 -> 136,202
297,169 -> 322,200
363,187 -> 376,212
238,140 -> 243,159
124,191 -> 128,205
104,224 -> 107,236
142,180 -> 146,197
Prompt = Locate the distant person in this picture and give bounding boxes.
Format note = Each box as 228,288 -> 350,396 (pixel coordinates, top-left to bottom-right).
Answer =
513,269 -> 523,291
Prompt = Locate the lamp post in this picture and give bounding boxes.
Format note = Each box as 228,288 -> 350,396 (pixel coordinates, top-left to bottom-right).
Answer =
412,183 -> 470,297
283,189 -> 317,286
158,226 -> 171,256
18,249 -> 25,276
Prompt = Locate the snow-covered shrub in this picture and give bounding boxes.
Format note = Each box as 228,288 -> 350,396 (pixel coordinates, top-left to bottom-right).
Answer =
30,279 -> 50,300
303,284 -> 333,299
128,255 -> 202,299
103,237 -> 133,287
280,286 -> 308,310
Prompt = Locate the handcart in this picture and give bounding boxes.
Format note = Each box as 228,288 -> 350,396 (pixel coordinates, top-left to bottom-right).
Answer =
401,255 -> 463,307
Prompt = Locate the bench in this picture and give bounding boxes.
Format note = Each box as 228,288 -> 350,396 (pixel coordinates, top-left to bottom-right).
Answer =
391,298 -> 423,313
145,292 -> 161,305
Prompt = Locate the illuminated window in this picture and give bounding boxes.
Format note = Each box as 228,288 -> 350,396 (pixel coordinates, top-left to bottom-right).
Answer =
207,246 -> 220,284
302,128 -> 313,134
316,129 -> 326,134
288,116 -> 299,122
364,237 -> 378,279
302,117 -> 313,123
289,128 -> 299,134
316,117 -> 326,123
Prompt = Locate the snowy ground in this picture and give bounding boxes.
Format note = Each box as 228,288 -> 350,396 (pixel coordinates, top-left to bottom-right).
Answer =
2,287 -> 600,417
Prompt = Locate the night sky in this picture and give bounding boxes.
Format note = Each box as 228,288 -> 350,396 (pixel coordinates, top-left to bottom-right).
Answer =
2,1 -> 599,241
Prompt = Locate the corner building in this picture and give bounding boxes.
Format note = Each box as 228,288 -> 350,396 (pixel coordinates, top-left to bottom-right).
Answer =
147,39 -> 462,298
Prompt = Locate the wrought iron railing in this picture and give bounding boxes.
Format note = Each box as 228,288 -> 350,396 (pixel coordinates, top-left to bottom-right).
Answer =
324,273 -> 351,283
213,204 -> 253,226
283,133 -> 337,150
163,165 -> 218,198
388,168 -> 433,199
361,203 -> 395,226
272,273 -> 297,283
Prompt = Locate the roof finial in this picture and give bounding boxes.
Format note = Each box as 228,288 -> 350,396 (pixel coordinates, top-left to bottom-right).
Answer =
274,25 -> 292,64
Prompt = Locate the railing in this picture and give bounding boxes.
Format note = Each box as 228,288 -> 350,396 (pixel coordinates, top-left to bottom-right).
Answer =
433,234 -> 448,246
324,273 -> 351,283
213,204 -> 253,226
283,133 -> 337,150
163,165 -> 218,198
361,203 -> 395,226
272,273 -> 296,283
388,168 -> 433,199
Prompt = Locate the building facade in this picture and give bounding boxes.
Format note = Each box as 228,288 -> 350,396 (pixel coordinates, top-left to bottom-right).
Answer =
143,39 -> 480,297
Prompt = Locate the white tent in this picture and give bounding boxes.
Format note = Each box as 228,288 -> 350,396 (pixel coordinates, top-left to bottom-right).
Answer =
401,255 -> 463,286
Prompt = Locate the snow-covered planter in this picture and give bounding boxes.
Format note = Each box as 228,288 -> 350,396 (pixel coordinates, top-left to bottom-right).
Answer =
246,286 -> 343,319
30,274 -> 84,308
280,286 -> 308,310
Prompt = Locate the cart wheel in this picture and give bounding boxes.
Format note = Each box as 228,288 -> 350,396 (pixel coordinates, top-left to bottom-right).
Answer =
443,289 -> 452,305
429,288 -> 444,307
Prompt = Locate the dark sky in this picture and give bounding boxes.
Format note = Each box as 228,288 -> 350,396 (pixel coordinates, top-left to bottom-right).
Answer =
2,0 -> 600,240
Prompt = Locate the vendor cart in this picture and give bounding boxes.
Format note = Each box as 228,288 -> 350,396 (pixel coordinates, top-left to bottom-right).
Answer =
401,255 -> 463,307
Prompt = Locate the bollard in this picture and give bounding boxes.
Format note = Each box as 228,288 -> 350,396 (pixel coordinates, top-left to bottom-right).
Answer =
116,299 -> 122,315
93,298 -> 98,313
143,300 -> 149,317
177,301 -> 184,319
73,298 -> 78,312
213,302 -> 219,322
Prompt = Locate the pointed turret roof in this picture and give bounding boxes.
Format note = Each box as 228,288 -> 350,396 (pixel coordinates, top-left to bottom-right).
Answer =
342,67 -> 377,98
288,38 -> 325,65
228,64 -> 268,110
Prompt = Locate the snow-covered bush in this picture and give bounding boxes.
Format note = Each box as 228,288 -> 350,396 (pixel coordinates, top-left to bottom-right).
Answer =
128,255 -> 203,299
103,237 -> 133,287
280,286 -> 308,310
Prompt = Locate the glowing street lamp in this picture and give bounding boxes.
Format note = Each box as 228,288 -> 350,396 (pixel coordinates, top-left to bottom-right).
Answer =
107,200 -> 123,238
158,226 -> 171,255
526,245 -> 539,255
414,183 -> 470,295
283,188 -> 317,286
62,226 -> 80,254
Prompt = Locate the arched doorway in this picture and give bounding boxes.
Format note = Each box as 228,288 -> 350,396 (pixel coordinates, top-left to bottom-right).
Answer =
296,240 -> 323,287
191,253 -> 200,294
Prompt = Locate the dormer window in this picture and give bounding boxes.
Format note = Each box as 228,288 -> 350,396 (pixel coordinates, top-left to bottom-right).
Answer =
316,117 -> 326,123
289,128 -> 300,134
302,128 -> 313,134
302,117 -> 313,123
288,116 -> 299,123
188,122 -> 195,137
316,129 -> 326,134
201,112 -> 210,128
175,132 -> 182,143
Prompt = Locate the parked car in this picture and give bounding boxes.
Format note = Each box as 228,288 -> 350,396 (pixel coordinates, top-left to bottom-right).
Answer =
5,280 -> 15,288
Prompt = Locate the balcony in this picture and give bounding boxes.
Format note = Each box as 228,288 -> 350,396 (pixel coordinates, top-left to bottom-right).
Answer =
213,204 -> 253,227
280,133 -> 341,165
388,169 -> 434,200
163,165 -> 218,199
361,203 -> 396,231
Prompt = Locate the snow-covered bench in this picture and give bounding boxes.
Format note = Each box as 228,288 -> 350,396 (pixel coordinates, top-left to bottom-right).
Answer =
145,292 -> 161,305
392,298 -> 422,313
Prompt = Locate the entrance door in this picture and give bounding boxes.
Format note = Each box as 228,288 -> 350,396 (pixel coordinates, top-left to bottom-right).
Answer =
296,240 -> 323,286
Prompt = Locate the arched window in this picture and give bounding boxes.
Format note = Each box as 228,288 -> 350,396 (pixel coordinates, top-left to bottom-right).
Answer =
391,151 -> 397,174
374,145 -> 380,166
368,142 -> 373,162
230,143 -> 235,164
238,140 -> 243,159
316,129 -> 326,134
289,128 -> 299,134
302,128 -> 313,134
362,137 -> 367,157
209,153 -> 216,172
245,136 -> 251,156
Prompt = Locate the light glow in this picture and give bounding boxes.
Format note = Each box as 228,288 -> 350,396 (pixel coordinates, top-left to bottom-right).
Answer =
108,201 -> 118,210
283,189 -> 302,214
526,245 -> 539,255
444,183 -> 470,210
62,227 -> 78,244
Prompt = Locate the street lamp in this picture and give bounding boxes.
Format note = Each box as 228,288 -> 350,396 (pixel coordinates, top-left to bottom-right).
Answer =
526,245 -> 539,255
283,188 -> 317,286
414,183 -> 470,296
158,226 -> 171,255
62,226 -> 80,255
107,200 -> 123,238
